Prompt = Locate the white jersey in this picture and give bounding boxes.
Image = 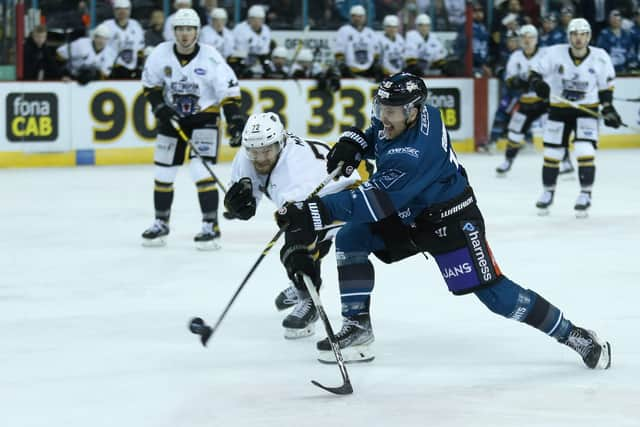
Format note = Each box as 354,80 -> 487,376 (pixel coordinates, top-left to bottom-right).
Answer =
199,26 -> 235,58
232,21 -> 272,61
531,44 -> 616,106
290,61 -> 323,78
334,24 -> 379,72
56,37 -> 117,77
102,18 -> 145,70
230,134 -> 360,209
142,42 -> 240,115
377,33 -> 405,75
505,47 -> 546,101
404,30 -> 447,73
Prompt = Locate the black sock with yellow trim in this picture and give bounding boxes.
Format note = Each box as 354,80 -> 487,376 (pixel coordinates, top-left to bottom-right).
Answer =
154,180 -> 174,222
577,156 -> 595,189
196,177 -> 219,223
542,157 -> 560,188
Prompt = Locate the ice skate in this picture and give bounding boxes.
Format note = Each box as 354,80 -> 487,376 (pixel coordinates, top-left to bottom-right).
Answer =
535,190 -> 555,216
274,284 -> 299,311
317,314 -> 374,363
560,327 -> 611,369
574,191 -> 591,219
282,290 -> 318,339
141,219 -> 169,247
194,221 -> 221,251
495,159 -> 513,176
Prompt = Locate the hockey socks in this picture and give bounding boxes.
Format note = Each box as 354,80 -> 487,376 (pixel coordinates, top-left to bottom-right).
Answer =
196,177 -> 219,222
154,180 -> 174,221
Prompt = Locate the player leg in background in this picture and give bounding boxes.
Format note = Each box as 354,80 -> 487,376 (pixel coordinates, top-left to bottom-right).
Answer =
559,146 -> 575,175
189,159 -> 221,250
572,116 -> 598,217
315,222 -> 388,363
496,104 -> 544,175
536,110 -> 574,214
142,131 -> 186,246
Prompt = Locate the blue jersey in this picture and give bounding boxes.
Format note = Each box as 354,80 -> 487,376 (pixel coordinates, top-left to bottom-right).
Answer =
596,28 -> 635,72
473,22 -> 490,67
631,24 -> 640,61
539,28 -> 566,47
322,105 -> 469,225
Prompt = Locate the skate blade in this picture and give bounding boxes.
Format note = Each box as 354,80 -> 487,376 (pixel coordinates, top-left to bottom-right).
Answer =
495,171 -> 508,178
598,342 -> 612,370
195,240 -> 221,251
536,207 -> 550,216
575,210 -> 589,219
317,344 -> 375,364
284,322 -> 315,339
142,236 -> 167,247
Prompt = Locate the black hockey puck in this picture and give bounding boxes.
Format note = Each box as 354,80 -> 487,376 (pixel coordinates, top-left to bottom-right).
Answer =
189,317 -> 205,334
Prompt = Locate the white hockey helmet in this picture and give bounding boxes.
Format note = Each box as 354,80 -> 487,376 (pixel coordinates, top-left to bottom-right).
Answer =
519,24 -> 538,39
174,0 -> 192,6
567,18 -> 591,34
416,14 -> 432,25
211,8 -> 228,21
173,8 -> 201,30
113,0 -> 131,8
297,48 -> 314,63
242,112 -> 285,150
248,5 -> 266,19
271,46 -> 288,59
350,5 -> 366,16
383,15 -> 399,27
92,23 -> 111,39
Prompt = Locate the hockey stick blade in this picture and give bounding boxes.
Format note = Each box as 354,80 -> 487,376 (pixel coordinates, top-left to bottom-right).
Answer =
302,274 -> 354,395
311,379 -> 353,395
189,317 -> 213,346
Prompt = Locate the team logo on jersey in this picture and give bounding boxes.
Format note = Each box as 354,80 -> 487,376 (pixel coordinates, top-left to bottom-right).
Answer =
376,168 -> 406,189
194,68 -> 206,75
164,66 -> 172,77
387,147 -> 420,158
228,79 -> 238,88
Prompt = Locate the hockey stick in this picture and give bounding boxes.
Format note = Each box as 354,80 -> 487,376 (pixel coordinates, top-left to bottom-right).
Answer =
301,274 -> 353,395
170,119 -> 227,194
550,94 -> 640,132
188,163 -> 344,346
614,96 -> 640,102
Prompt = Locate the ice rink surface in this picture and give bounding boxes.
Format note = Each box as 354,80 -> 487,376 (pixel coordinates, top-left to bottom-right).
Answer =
2,149 -> 640,427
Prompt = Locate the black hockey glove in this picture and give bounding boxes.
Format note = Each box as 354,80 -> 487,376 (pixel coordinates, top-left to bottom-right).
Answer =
76,67 -> 99,85
531,78 -> 550,100
153,103 -> 180,126
227,114 -> 245,147
327,127 -> 367,178
601,104 -> 622,128
223,178 -> 256,220
275,196 -> 332,235
280,236 -> 320,284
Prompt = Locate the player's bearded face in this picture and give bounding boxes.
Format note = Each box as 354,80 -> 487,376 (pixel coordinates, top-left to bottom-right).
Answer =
569,32 -> 590,50
521,34 -> 536,51
175,27 -> 198,49
246,144 -> 280,174
375,104 -> 415,139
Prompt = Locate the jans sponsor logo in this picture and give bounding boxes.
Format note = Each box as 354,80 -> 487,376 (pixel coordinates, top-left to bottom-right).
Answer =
6,93 -> 58,142
463,221 -> 494,283
194,67 -> 206,75
387,147 -> 420,158
442,262 -> 473,279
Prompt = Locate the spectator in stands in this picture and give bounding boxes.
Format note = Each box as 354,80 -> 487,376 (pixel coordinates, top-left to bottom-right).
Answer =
56,23 -> 116,85
431,0 -> 451,31
454,2 -> 491,77
405,14 -> 447,76
597,9 -> 636,72
23,25 -> 59,80
539,12 -> 567,47
145,10 -> 165,48
199,8 -> 235,59
334,5 -> 380,78
232,5 -> 273,77
102,0 -> 145,79
559,5 -> 575,33
163,0 -> 192,42
267,0 -> 303,28
444,0 -> 466,29
579,0 -> 621,38
631,10 -> 640,71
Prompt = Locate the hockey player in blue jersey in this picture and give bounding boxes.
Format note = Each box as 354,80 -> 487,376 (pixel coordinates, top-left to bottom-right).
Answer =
275,72 -> 611,370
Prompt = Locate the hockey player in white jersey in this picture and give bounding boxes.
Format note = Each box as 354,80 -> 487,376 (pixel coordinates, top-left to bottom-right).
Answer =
199,8 -> 234,59
334,5 -> 380,78
141,8 -> 245,249
495,25 -> 548,175
404,14 -> 447,76
223,112 -> 360,338
56,23 -> 116,84
163,0 -> 192,42
529,18 -> 622,217
231,5 -> 272,77
377,15 -> 405,77
101,0 -> 145,79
